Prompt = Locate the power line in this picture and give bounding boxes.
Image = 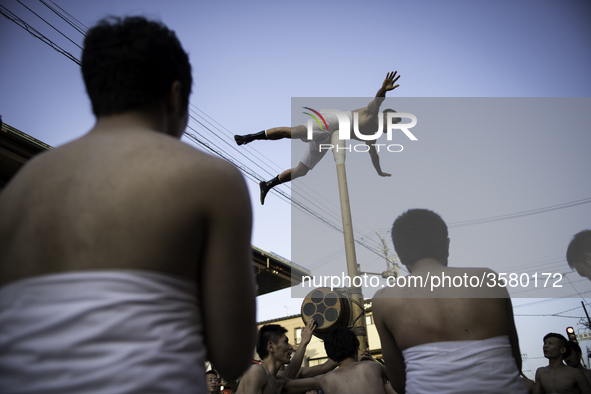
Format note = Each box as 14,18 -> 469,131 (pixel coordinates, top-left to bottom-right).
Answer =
449,197 -> 591,228
16,0 -> 82,50
0,4 -> 81,65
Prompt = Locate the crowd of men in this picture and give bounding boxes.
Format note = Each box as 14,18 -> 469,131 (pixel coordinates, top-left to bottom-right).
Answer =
0,14 -> 590,394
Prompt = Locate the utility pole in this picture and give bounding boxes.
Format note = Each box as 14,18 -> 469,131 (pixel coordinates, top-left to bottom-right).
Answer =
331,131 -> 368,355
375,230 -> 400,279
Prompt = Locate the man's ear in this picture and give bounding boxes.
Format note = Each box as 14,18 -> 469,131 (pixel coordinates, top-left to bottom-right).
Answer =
586,252 -> 591,264
267,341 -> 276,355
166,80 -> 183,117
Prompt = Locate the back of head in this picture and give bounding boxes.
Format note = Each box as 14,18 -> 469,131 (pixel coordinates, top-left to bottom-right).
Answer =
81,16 -> 192,117
569,340 -> 582,357
566,229 -> 591,269
391,208 -> 449,267
324,326 -> 359,363
256,324 -> 287,360
544,332 -> 571,358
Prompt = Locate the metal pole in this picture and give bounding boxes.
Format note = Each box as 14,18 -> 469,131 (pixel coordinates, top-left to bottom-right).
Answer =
331,131 -> 368,355
582,301 -> 591,328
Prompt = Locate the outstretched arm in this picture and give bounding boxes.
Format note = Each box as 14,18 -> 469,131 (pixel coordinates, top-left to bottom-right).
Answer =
367,71 -> 400,116
297,359 -> 338,378
367,141 -> 391,177
281,318 -> 316,378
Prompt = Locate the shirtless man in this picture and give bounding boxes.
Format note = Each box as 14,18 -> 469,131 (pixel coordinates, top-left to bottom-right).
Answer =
236,324 -> 322,394
318,326 -> 395,394
0,17 -> 256,393
372,208 -> 526,394
234,71 -> 401,204
565,341 -> 591,385
566,230 -> 591,281
534,333 -> 591,394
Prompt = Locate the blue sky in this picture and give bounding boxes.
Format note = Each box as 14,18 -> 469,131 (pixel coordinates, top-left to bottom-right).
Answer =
1,0 -> 590,377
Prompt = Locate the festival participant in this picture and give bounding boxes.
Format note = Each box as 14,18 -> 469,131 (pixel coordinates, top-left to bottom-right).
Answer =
206,370 -> 220,393
566,230 -> 591,281
373,208 -> 526,393
234,72 -> 401,204
534,333 -> 591,394
565,341 -> 591,385
236,325 -> 322,394
318,326 -> 396,394
0,16 -> 256,393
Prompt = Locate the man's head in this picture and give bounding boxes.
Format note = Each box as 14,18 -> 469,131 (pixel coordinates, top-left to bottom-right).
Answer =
205,370 -> 219,393
324,326 -> 359,363
391,208 -> 450,268
383,108 -> 401,124
256,324 -> 293,363
566,230 -> 591,280
564,341 -> 583,368
543,333 -> 571,360
81,16 -> 192,131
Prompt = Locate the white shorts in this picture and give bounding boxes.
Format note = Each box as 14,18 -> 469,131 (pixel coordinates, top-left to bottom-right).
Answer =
300,112 -> 347,170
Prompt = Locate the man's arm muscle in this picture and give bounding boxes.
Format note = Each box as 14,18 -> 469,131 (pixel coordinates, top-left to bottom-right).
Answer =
373,298 -> 406,393
200,162 -> 256,380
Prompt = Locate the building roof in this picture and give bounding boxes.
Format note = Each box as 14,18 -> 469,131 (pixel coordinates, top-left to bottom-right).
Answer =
0,122 -> 53,191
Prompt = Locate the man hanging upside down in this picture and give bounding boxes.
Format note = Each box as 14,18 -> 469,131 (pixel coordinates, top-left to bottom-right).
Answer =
234,71 -> 401,205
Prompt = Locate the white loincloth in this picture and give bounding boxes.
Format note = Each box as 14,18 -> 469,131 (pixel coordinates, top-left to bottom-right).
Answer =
0,270 -> 206,394
402,335 -> 527,394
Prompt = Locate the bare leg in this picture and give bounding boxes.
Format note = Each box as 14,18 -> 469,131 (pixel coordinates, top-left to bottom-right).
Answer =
235,125 -> 308,146
260,162 -> 310,205
265,125 -> 308,140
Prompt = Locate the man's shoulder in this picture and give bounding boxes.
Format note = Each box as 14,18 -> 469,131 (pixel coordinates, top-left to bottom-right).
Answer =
242,363 -> 269,383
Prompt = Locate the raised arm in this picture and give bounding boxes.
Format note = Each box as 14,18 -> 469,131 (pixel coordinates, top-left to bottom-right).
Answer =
200,162 -> 257,380
367,71 -> 400,116
282,318 -> 316,378
366,141 -> 392,177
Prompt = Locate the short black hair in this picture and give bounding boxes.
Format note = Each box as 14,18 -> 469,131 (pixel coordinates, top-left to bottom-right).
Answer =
256,324 -> 287,360
206,369 -> 218,377
566,230 -> 591,269
544,333 -> 571,358
81,16 -> 192,117
323,326 -> 359,363
391,209 -> 449,267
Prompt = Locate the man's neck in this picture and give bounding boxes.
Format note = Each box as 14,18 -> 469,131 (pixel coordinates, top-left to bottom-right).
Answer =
337,357 -> 356,369
261,357 -> 280,376
409,258 -> 446,273
547,357 -> 566,369
91,108 -> 169,136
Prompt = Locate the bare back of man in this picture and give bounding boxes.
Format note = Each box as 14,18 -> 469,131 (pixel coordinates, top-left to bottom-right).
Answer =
374,263 -> 523,393
536,364 -> 590,394
0,122 -> 250,283
0,115 -> 255,380
319,361 -> 394,394
237,363 -> 321,394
